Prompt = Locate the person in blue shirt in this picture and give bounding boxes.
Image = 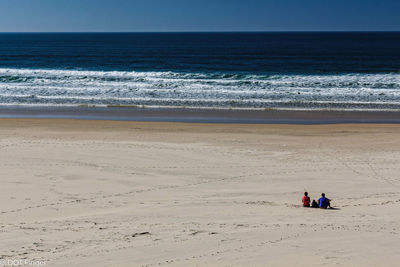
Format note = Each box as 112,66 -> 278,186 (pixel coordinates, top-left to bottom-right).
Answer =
318,193 -> 331,209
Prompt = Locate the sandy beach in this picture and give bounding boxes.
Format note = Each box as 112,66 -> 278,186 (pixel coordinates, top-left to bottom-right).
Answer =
0,119 -> 399,266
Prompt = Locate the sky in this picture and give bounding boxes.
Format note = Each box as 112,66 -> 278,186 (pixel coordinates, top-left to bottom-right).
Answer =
0,0 -> 399,32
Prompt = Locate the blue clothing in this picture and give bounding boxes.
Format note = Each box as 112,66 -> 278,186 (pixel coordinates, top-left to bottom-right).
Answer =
318,197 -> 329,208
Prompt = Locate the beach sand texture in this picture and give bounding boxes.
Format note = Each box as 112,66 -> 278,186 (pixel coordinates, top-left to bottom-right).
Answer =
0,119 -> 399,266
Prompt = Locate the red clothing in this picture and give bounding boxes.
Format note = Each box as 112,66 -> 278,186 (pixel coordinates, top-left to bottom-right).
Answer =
302,196 -> 310,207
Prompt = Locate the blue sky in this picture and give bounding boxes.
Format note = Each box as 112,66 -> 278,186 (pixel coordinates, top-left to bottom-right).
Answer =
0,0 -> 399,32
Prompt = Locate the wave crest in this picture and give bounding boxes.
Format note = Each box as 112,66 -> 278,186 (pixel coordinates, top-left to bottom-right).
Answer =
0,68 -> 399,109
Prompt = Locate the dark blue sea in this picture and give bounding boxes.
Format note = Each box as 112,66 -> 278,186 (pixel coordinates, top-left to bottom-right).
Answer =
0,32 -> 399,109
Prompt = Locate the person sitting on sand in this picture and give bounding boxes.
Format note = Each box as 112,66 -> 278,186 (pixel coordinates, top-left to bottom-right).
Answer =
318,193 -> 331,209
302,192 -> 310,207
311,199 -> 319,208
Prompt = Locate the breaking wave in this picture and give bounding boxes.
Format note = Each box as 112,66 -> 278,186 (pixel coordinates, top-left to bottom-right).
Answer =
0,68 -> 399,110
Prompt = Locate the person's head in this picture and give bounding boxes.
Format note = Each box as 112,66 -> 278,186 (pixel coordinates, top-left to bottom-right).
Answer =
321,193 -> 325,197
304,192 -> 308,196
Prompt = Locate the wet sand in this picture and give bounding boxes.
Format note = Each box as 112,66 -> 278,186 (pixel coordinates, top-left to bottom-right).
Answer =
0,119 -> 399,266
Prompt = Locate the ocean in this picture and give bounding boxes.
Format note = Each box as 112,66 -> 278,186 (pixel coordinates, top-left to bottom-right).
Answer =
0,32 -> 399,110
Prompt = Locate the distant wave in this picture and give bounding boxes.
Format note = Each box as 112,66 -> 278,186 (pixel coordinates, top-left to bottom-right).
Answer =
0,68 -> 399,110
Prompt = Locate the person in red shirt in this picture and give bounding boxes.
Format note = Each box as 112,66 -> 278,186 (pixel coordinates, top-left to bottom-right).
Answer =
302,192 -> 310,207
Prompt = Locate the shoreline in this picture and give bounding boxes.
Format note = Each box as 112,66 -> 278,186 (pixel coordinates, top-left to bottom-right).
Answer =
0,105 -> 399,124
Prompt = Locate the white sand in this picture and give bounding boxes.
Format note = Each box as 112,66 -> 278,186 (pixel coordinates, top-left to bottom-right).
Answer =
0,119 -> 399,266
